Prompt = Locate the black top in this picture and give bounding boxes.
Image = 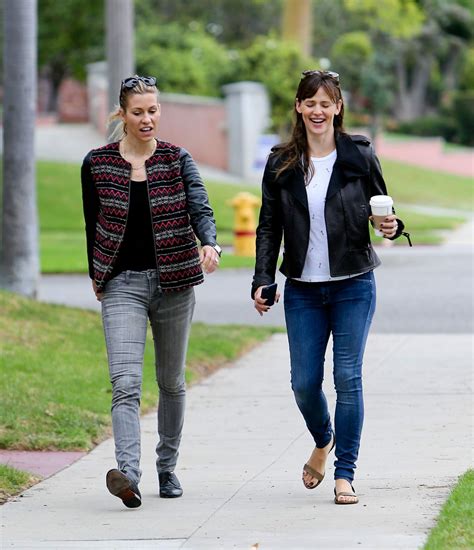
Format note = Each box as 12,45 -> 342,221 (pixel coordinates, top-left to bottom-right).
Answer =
110,180 -> 156,278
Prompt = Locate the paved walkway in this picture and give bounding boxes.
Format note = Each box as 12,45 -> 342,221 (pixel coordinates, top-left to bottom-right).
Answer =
374,135 -> 473,178
2,331 -> 472,549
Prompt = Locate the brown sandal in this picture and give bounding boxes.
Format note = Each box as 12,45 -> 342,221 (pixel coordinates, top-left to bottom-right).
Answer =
334,485 -> 359,505
302,434 -> 335,489
302,463 -> 325,489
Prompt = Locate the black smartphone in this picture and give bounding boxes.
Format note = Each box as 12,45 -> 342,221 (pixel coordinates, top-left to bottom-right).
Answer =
261,283 -> 278,306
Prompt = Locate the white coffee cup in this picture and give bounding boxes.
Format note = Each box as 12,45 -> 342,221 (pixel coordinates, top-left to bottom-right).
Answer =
370,195 -> 394,236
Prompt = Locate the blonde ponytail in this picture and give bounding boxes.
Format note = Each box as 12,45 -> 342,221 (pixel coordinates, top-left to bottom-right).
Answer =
107,106 -> 126,142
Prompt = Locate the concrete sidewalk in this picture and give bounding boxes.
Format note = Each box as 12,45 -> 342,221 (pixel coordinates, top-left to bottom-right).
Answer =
2,331 -> 472,549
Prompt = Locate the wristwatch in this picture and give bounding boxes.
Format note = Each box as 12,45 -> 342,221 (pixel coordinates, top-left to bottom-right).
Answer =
210,243 -> 222,257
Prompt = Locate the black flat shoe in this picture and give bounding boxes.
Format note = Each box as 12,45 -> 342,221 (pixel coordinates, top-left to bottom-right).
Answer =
159,471 -> 183,498
106,469 -> 141,508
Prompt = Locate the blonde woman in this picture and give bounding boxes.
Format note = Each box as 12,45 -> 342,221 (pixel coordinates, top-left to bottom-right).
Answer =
81,76 -> 222,507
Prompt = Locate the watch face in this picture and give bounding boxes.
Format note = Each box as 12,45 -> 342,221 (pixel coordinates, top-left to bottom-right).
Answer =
213,244 -> 222,256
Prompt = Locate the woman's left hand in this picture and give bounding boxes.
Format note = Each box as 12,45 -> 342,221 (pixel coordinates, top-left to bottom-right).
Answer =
372,214 -> 399,239
200,245 -> 220,274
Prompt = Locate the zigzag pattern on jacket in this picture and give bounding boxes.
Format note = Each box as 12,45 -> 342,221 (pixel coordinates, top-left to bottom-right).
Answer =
89,140 -> 203,292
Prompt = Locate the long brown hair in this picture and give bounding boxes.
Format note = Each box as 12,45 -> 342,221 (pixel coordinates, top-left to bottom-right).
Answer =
274,72 -> 345,182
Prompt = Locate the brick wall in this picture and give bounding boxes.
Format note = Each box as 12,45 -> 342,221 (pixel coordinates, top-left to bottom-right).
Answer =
57,78 -> 88,123
85,64 -> 269,175
158,94 -> 228,171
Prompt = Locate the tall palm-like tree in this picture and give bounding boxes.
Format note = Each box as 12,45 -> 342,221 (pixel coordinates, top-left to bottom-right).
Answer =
1,0 -> 39,298
282,0 -> 312,56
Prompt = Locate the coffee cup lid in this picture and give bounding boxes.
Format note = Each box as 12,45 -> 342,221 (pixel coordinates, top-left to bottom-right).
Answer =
370,195 -> 393,206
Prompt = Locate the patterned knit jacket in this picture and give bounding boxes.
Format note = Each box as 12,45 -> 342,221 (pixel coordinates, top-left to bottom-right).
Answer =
81,140 -> 216,292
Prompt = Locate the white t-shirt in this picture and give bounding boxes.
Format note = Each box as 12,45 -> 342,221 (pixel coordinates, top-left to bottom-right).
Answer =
295,149 -> 360,283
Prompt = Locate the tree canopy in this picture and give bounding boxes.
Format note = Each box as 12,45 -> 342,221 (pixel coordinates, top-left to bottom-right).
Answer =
38,0 -> 104,107
35,0 -> 474,142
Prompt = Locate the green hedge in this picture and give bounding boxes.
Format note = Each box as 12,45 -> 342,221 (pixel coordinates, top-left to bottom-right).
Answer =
451,91 -> 474,147
392,91 -> 474,147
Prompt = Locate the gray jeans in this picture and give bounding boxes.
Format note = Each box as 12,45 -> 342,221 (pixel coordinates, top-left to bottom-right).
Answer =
101,270 -> 195,485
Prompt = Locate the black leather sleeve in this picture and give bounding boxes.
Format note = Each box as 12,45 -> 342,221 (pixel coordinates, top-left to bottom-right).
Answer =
179,148 -> 217,246
81,151 -> 98,279
368,145 -> 389,197
367,145 -> 406,241
251,156 -> 283,299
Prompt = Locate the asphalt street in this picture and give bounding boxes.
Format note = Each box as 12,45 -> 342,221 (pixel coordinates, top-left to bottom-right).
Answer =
39,243 -> 473,334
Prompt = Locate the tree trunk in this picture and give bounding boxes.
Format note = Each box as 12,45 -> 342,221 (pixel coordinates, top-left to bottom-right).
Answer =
441,40 -> 462,97
396,50 -> 434,122
1,0 -> 39,298
106,0 -> 135,140
282,0 -> 312,56
369,113 -> 381,148
395,54 -> 410,119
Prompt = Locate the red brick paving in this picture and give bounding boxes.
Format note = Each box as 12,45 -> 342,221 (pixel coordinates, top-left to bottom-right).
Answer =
0,450 -> 86,478
375,135 -> 473,178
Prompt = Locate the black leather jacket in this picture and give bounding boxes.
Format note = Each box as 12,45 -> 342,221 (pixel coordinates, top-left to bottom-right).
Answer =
252,133 -> 406,297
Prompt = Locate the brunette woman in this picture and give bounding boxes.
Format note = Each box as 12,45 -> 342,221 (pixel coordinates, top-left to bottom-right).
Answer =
252,70 -> 409,505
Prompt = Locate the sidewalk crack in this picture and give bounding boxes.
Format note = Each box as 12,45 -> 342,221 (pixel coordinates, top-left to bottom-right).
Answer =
180,430 -> 305,547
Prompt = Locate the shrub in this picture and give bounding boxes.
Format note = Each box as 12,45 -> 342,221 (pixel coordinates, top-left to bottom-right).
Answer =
330,31 -> 373,93
458,47 -> 474,92
451,90 -> 474,146
136,21 -> 234,97
394,115 -> 457,142
234,34 -> 317,134
392,92 -> 474,147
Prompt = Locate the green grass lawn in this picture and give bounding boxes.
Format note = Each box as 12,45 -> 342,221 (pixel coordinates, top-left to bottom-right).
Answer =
380,159 -> 473,212
0,289 -> 282,451
371,208 -> 465,246
37,158 -> 471,273
0,464 -> 40,505
424,469 -> 474,549
37,160 -> 255,272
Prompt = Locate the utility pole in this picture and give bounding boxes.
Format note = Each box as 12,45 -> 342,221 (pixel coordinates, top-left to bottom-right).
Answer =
105,0 -> 135,139
1,0 -> 39,298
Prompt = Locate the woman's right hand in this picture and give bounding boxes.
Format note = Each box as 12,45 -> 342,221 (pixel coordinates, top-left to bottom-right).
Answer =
92,280 -> 104,302
254,286 -> 280,317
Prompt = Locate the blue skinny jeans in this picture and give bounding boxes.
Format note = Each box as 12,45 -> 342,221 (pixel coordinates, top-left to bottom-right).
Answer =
284,271 -> 376,482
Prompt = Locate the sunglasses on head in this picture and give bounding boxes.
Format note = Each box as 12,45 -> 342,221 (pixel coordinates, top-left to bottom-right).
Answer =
121,76 -> 157,90
301,70 -> 339,83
